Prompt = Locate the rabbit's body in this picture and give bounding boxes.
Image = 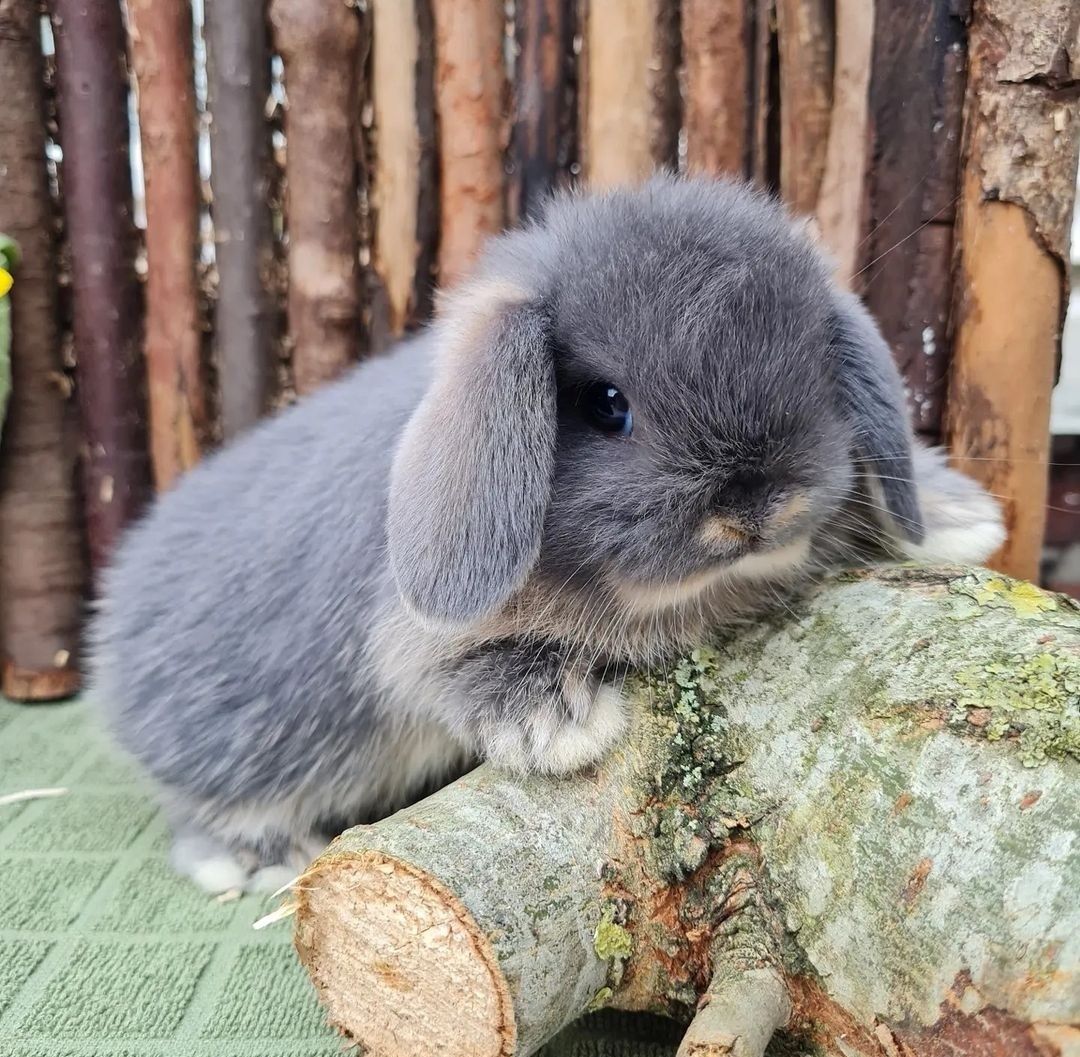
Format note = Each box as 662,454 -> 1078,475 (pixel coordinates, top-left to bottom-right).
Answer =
93,177 -> 1004,891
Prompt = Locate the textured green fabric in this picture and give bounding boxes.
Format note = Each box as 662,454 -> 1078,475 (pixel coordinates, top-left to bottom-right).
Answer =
0,696 -> 679,1056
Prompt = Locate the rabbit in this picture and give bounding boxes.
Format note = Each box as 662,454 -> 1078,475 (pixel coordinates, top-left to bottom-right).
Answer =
91,175 -> 1004,893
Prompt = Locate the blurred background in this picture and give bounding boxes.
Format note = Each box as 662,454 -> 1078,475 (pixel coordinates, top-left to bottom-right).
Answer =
0,0 -> 1077,703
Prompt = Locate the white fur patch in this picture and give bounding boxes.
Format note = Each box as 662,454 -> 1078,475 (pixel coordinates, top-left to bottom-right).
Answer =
903,516 -> 1006,565
537,684 -> 629,775
172,844 -> 249,895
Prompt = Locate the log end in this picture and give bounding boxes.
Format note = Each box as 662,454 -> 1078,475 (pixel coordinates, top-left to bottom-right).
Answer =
2,661 -> 81,702
294,851 -> 517,1057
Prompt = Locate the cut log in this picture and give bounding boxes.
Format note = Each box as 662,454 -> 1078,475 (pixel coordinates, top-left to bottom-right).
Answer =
682,0 -> 751,178
946,0 -> 1080,581
0,0 -> 84,700
294,567 -> 1080,1056
775,0 -> 833,214
204,0 -> 275,438
128,0 -> 208,490
269,0 -> 364,394
52,0 -> 152,574
508,0 -> 576,221
431,0 -> 506,286
368,0 -> 438,348
580,0 -> 681,189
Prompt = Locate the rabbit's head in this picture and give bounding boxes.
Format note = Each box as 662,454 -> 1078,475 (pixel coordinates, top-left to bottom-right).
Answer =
388,176 -> 921,629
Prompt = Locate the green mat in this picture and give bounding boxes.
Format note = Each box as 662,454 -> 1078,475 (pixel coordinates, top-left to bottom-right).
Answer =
0,696 -> 682,1056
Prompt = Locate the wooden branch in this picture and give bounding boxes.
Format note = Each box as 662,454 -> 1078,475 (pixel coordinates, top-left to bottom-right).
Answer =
775,0 -> 833,213
0,0 -> 84,700
431,0 -> 506,286
946,0 -> 1080,581
52,0 -> 152,574
580,0 -> 681,189
861,1 -> 967,441
682,0 -> 751,178
508,0 -> 575,222
814,0 -> 873,286
294,567 -> 1080,1055
368,0 -> 438,348
270,0 -> 364,395
204,0 -> 275,438
128,0 -> 207,490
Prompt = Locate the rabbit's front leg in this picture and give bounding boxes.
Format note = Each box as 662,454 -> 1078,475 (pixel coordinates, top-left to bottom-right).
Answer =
445,640 -> 629,775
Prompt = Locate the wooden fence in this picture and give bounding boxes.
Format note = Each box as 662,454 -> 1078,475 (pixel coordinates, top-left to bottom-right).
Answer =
0,0 -> 1077,700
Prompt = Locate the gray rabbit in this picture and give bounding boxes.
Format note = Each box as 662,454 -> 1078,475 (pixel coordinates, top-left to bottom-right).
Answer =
92,176 -> 1003,892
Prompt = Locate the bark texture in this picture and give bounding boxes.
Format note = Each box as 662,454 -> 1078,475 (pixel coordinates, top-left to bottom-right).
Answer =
947,0 -> 1080,582
581,0 -> 681,189
368,0 -> 438,348
205,0 -> 275,438
861,1 -> 967,440
295,567 -> 1080,1056
270,0 -> 364,394
682,0 -> 750,178
775,0 -> 834,213
509,0 -> 576,221
128,0 -> 207,490
749,0 -> 780,189
52,0 -> 152,575
0,0 -> 84,700
431,0 -> 506,286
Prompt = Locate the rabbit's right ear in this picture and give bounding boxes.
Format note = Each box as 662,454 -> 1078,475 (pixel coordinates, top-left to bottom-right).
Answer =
388,281 -> 556,627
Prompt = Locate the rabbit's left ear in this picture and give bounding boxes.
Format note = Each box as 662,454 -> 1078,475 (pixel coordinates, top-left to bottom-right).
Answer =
829,291 -> 924,543
388,281 -> 556,627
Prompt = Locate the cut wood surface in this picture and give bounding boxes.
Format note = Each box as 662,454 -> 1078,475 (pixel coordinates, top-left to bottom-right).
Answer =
581,0 -> 681,189
52,0 -> 152,575
0,0 -> 84,700
270,0 -> 363,394
129,0 -> 207,491
432,0 -> 506,286
775,0 -> 833,213
294,567 -> 1080,1056
947,0 -> 1080,581
368,0 -> 438,348
682,0 -> 750,177
204,0 -> 274,438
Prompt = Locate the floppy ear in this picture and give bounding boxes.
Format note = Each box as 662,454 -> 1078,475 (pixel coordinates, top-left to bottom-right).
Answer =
388,281 -> 556,626
829,291 -> 924,543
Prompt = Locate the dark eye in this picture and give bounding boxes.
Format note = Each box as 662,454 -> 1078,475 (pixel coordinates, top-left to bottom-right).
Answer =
582,381 -> 633,437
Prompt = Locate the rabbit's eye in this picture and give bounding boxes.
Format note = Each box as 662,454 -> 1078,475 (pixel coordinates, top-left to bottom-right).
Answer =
582,382 -> 633,437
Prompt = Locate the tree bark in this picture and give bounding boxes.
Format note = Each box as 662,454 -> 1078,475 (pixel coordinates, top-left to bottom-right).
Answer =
580,0 -> 681,189
946,0 -> 1080,582
52,0 -> 152,576
367,0 -> 438,349
508,0 -> 576,222
294,567 -> 1080,1056
775,0 -> 833,214
0,0 -> 84,700
128,0 -> 207,491
682,0 -> 751,178
861,1 -> 967,441
269,0 -> 364,395
431,0 -> 507,286
204,0 -> 275,439
749,0 -> 780,190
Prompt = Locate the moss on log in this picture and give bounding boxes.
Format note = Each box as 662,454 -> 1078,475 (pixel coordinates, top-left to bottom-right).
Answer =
293,567 -> 1080,1056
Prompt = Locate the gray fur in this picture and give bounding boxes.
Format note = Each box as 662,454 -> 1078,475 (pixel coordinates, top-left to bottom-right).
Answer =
91,176 -> 1003,890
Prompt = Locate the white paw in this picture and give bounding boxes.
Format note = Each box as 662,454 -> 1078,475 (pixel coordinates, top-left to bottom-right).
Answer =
531,683 -> 630,775
171,839 -> 250,895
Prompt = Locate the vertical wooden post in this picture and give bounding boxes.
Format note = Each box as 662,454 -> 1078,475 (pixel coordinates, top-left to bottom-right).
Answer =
749,0 -> 780,189
581,0 -> 681,189
947,0 -> 1080,580
128,0 -> 207,491
368,0 -> 438,349
269,0 -> 365,394
682,0 -> 751,177
861,1 -> 967,441
431,0 -> 507,286
204,0 -> 275,439
52,0 -> 152,576
0,0 -> 85,700
775,0 -> 833,214
508,0 -> 576,222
